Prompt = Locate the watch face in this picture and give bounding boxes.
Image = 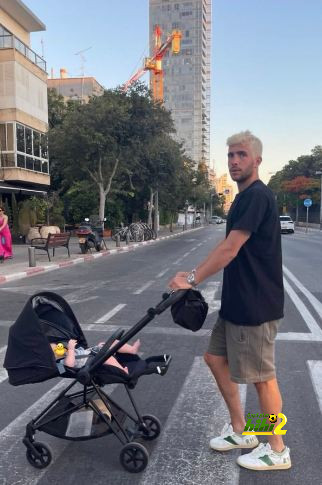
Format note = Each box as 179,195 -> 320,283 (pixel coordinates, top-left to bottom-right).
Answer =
187,273 -> 195,285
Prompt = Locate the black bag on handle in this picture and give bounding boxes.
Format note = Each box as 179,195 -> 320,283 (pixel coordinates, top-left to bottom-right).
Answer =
171,289 -> 208,332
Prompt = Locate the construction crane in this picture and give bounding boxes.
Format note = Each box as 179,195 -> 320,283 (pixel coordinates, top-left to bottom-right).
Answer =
123,25 -> 182,102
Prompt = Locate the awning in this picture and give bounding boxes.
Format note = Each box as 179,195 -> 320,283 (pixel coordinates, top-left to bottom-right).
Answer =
0,183 -> 47,196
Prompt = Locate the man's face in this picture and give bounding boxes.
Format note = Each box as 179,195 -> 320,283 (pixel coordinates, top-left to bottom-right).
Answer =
227,142 -> 261,183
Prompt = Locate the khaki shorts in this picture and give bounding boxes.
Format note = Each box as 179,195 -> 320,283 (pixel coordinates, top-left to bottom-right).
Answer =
207,316 -> 280,384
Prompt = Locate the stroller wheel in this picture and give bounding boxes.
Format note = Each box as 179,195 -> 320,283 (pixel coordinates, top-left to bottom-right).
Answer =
140,414 -> 161,441
26,442 -> 52,469
120,442 -> 149,473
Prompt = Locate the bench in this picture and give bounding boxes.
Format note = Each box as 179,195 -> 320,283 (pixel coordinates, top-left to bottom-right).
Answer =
30,232 -> 71,262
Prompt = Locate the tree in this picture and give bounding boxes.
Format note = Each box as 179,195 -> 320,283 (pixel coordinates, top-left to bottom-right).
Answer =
49,84 -> 176,224
282,176 -> 319,222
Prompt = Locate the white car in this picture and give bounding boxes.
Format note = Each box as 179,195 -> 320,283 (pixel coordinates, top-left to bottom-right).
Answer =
279,215 -> 294,234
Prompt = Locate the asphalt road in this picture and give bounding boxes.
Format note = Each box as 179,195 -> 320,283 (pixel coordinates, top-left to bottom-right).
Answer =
0,225 -> 321,485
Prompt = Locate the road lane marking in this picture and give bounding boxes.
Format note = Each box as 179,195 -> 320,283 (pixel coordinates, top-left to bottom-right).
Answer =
0,381 -> 118,485
283,265 -> 322,319
277,332 -> 322,341
157,268 -> 170,278
203,281 -> 221,314
94,304 -> 126,324
0,346 -> 8,383
82,324 -> 212,337
140,357 -> 246,485
133,281 -> 154,295
307,361 -> 322,414
0,380 -> 68,484
283,277 -> 322,339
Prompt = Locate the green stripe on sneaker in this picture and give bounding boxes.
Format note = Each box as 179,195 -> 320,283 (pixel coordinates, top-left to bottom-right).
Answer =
224,436 -> 238,446
259,455 -> 275,466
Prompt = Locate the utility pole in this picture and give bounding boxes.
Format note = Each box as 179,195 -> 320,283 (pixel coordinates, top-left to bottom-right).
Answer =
153,190 -> 159,238
316,171 -> 322,230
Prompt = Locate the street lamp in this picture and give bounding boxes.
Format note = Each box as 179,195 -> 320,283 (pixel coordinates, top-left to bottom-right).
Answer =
316,171 -> 322,230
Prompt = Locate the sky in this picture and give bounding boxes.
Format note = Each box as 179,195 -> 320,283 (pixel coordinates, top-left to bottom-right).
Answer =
25,0 -> 322,184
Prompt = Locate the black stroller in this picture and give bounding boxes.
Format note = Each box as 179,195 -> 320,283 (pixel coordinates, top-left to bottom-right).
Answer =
4,290 -> 185,473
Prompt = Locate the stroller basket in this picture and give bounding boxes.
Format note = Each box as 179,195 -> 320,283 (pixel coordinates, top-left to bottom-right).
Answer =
4,290 -> 185,473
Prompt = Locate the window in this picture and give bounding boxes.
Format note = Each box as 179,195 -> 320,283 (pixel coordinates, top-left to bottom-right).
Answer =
42,161 -> 49,173
34,158 -> 41,172
26,156 -> 33,170
17,154 -> 25,168
41,134 -> 48,159
33,131 -> 40,157
0,123 -> 14,151
185,30 -> 190,37
6,123 -> 14,150
12,123 -> 49,173
0,124 -> 6,151
25,128 -> 32,155
16,124 -> 25,152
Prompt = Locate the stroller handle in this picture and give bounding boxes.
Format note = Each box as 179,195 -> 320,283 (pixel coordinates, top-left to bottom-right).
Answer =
154,289 -> 188,314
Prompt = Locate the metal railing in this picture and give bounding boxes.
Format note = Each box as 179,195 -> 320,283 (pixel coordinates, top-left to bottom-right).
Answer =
0,34 -> 46,72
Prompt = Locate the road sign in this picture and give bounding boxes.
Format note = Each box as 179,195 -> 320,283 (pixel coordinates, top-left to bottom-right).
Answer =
304,198 -> 312,207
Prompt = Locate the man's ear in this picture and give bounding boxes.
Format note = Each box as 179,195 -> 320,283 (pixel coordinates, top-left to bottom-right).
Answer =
255,156 -> 262,167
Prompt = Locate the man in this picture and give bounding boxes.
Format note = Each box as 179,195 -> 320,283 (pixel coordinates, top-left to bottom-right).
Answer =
169,131 -> 291,471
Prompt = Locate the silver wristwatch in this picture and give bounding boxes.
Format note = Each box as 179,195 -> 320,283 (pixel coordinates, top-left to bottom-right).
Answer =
187,269 -> 197,287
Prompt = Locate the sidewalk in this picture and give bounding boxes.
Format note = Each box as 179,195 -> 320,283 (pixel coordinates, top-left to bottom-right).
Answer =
0,225 -> 203,284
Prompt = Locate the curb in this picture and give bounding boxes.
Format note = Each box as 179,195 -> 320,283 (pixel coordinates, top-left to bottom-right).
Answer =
0,226 -> 204,285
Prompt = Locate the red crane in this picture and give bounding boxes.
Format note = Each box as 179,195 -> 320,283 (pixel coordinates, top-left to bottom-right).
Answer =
123,25 -> 182,102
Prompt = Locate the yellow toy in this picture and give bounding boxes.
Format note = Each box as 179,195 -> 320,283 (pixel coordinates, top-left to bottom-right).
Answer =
54,343 -> 66,357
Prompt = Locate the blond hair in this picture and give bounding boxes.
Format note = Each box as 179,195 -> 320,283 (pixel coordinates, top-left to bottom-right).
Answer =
226,130 -> 263,158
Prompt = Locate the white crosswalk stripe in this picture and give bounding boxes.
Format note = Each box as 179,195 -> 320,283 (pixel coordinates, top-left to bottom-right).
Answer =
140,357 -> 246,485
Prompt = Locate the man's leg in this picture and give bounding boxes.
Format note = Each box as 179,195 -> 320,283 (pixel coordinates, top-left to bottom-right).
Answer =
204,352 -> 246,433
254,378 -> 284,452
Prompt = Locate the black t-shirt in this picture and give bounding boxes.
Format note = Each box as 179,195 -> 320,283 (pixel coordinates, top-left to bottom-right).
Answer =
219,180 -> 284,325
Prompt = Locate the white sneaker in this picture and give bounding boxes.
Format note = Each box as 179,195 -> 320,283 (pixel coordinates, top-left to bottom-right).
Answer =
237,443 -> 292,470
209,423 -> 259,451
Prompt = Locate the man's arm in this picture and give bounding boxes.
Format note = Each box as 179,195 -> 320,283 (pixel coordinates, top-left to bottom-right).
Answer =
169,229 -> 251,289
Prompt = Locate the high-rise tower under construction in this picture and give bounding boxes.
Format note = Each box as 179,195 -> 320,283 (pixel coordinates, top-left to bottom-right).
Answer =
149,0 -> 211,166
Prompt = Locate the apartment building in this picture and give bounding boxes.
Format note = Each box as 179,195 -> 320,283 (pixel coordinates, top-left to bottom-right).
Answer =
0,0 -> 49,197
214,172 -> 234,214
149,0 -> 211,166
48,68 -> 104,104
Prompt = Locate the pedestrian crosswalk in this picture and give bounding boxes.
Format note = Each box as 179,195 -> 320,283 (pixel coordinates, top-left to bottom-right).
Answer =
0,266 -> 322,483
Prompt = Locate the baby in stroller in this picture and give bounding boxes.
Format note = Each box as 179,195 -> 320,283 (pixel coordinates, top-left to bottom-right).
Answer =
4,290 -> 177,473
51,338 -> 141,373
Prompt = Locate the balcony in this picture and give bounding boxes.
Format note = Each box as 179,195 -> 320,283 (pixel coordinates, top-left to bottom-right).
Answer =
0,31 -> 46,72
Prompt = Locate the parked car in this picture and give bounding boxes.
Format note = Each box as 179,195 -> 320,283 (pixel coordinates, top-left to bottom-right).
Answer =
279,215 -> 294,234
209,216 -> 223,224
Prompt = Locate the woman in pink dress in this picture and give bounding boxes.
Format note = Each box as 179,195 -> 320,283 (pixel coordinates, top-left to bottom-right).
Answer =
0,207 -> 13,259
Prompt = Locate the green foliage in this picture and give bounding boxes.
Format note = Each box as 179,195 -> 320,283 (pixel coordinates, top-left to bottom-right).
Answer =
268,146 -> 322,214
63,181 -> 99,224
25,196 -> 47,224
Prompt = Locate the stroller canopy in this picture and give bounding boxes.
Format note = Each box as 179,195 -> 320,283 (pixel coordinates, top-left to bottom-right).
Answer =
4,292 -> 87,386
